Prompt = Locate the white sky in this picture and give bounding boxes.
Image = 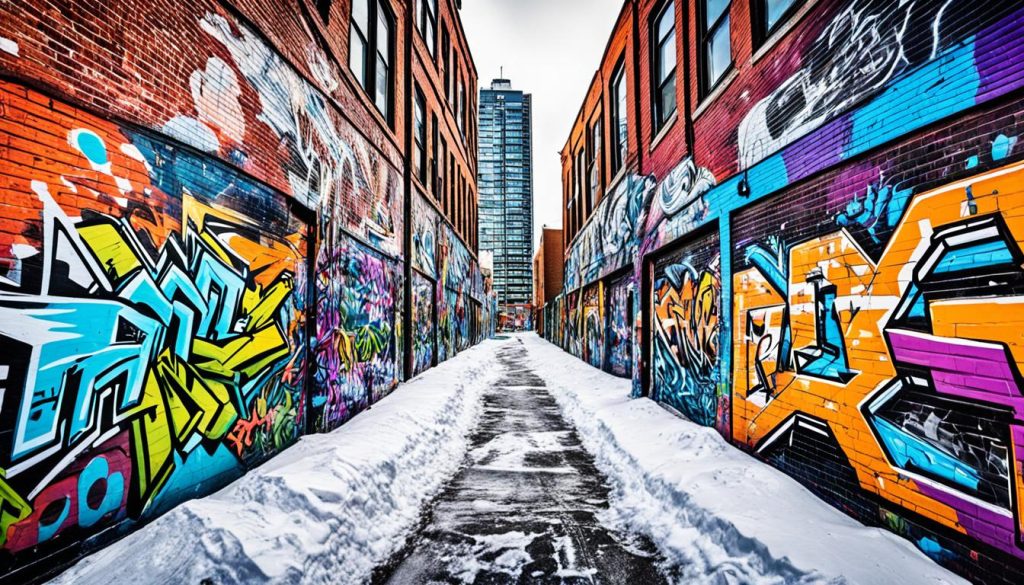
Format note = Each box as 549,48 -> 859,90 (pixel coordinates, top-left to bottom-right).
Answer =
461,0 -> 624,250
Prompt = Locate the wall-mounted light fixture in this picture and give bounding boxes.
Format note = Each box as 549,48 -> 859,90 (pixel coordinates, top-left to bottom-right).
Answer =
738,170 -> 751,198
965,185 -> 978,216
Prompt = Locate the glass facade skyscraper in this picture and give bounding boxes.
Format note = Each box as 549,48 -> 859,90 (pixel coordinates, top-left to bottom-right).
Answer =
479,78 -> 534,307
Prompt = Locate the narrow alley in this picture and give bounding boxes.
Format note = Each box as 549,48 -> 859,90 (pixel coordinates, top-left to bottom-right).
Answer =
48,335 -> 966,585
376,341 -> 668,584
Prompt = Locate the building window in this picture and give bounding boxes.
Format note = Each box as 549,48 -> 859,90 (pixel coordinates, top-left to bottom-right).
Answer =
700,0 -> 732,96
317,0 -> 331,22
754,0 -> 802,45
441,29 -> 451,97
350,0 -> 394,122
575,150 -> 586,219
587,118 -> 602,209
414,87 -> 427,185
438,136 -> 448,200
452,58 -> 460,109
448,153 -> 455,215
418,0 -> 437,57
651,1 -> 677,133
430,112 -> 439,195
458,78 -> 466,136
610,59 -> 627,177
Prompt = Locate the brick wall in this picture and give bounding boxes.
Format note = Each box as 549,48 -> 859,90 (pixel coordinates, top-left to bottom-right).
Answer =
0,0 -> 486,580
553,0 -> 1024,580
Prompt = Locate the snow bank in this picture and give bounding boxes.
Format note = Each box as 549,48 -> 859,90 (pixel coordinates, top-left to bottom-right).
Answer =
51,339 -> 503,585
517,334 -> 966,585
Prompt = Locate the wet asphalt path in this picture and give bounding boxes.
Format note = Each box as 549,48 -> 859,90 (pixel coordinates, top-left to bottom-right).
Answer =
374,339 -> 668,585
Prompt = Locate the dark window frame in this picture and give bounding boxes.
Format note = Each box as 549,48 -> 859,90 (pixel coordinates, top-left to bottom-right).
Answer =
751,0 -> 803,48
316,0 -> 332,22
418,0 -> 438,58
609,56 -> 628,177
441,28 -> 451,97
575,149 -> 586,219
430,111 -> 439,196
587,114 -> 603,210
349,0 -> 395,125
698,0 -> 733,98
650,0 -> 678,134
414,85 -> 427,185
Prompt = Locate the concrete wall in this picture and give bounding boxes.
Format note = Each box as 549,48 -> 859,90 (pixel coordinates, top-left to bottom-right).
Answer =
548,0 -> 1024,580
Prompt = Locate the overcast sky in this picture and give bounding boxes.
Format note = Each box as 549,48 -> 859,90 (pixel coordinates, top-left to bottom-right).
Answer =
461,0 -> 623,250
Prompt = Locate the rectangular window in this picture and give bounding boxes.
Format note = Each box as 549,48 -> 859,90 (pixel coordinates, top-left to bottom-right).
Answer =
439,137 -> 448,201
430,112 -> 439,195
448,153 -> 455,215
441,29 -> 451,97
458,78 -> 466,136
610,60 -> 627,176
419,0 -> 437,57
754,0 -> 801,46
700,0 -> 732,96
374,8 -> 391,117
452,58 -> 460,109
414,87 -> 427,184
317,0 -> 331,22
587,118 -> 602,209
651,1 -> 677,133
350,0 -> 393,123
576,150 -> 586,219
349,0 -> 368,86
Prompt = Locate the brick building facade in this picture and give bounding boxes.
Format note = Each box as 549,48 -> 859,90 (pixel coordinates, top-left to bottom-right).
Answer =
0,0 -> 491,580
544,0 -> 1024,581
533,227 -> 563,337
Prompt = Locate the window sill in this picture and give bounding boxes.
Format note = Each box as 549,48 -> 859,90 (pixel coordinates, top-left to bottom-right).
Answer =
693,67 -> 739,121
607,166 -> 629,193
750,0 -> 822,66
649,111 -> 678,152
340,62 -> 389,120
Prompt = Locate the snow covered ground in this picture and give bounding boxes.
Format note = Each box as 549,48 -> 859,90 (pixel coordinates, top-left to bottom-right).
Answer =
51,339 -> 503,585
52,334 -> 967,584
517,333 -> 966,585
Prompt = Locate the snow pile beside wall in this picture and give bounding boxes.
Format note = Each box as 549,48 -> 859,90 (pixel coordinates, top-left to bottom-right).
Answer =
51,340 -> 503,585
518,334 -> 965,585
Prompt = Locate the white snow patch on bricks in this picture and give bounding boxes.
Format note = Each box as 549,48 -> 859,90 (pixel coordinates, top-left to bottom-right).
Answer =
0,37 -> 19,57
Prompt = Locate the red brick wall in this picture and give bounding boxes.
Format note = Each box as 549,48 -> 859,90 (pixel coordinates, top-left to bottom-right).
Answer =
555,0 -> 1024,580
0,0 -> 483,580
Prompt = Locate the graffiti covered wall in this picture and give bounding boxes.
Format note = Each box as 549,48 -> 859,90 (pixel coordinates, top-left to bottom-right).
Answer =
0,0 -> 493,578
412,272 -> 436,376
651,230 -> 725,433
547,0 -> 1024,579
581,284 -> 604,369
0,80 -> 311,567
605,276 -> 632,377
311,236 -> 401,432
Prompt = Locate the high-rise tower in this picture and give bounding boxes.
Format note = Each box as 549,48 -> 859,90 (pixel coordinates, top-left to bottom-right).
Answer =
478,78 -> 534,315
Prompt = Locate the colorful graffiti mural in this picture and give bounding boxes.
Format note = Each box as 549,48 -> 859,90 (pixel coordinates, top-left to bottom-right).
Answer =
0,81 -> 307,559
545,1 -> 1024,577
436,223 -> 476,361
737,0 -> 1023,170
311,236 -> 399,432
733,163 -> 1024,563
606,276 -> 633,377
582,284 -> 604,369
199,11 -> 403,254
651,232 -> 723,431
412,273 -> 435,376
0,1 -> 493,571
413,195 -> 439,280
